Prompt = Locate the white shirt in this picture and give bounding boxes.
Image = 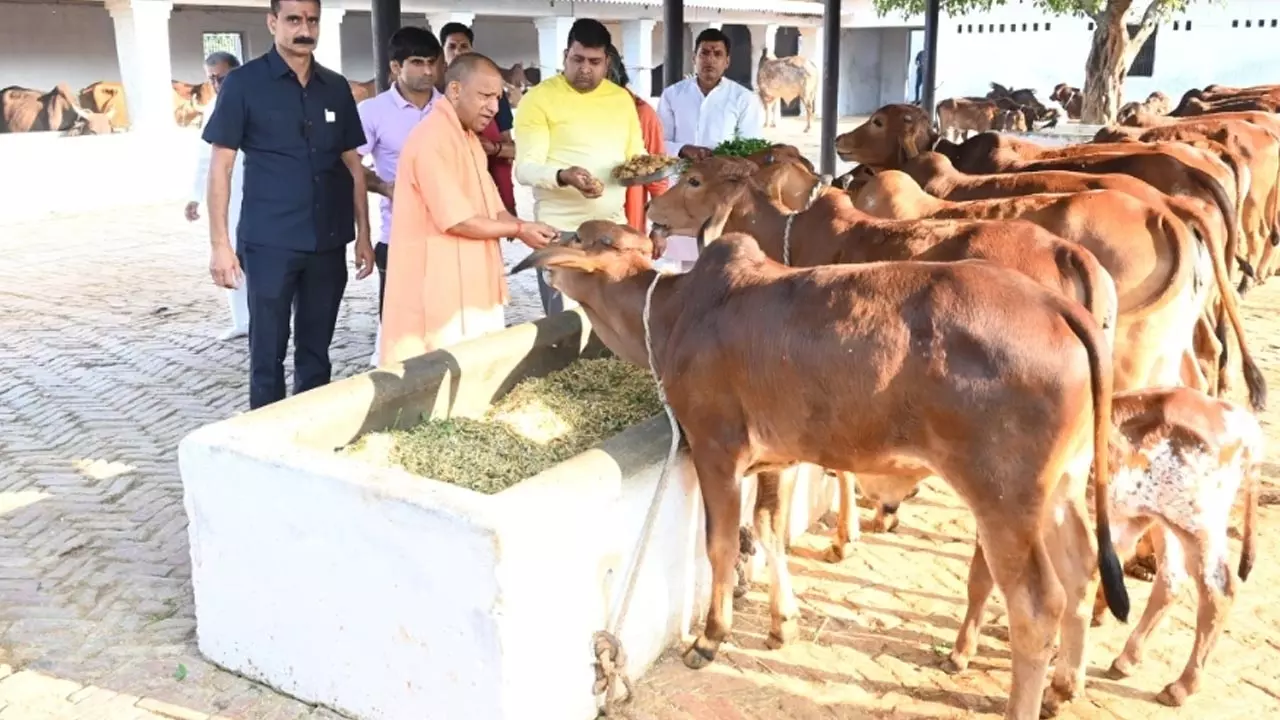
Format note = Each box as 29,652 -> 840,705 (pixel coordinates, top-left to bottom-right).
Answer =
657,76 -> 764,157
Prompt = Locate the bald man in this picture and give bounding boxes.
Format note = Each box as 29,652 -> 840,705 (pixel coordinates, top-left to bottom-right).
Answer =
380,53 -> 559,365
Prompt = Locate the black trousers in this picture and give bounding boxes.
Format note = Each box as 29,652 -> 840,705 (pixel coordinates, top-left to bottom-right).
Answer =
238,243 -> 348,410
375,241 -> 389,318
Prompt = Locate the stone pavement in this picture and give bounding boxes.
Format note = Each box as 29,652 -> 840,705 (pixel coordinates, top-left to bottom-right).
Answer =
5,114 -> 1279,720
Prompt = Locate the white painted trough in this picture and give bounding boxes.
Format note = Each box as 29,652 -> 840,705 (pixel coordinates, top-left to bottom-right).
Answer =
178,308 -> 841,720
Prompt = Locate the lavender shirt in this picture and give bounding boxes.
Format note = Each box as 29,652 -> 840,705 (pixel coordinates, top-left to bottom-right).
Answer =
357,85 -> 441,245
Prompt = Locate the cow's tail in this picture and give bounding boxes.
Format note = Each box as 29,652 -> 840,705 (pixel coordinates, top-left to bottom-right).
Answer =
1194,202 -> 1269,411
1239,447 -> 1260,582
1059,297 -> 1128,623
1185,162 -> 1243,289
1061,243 -> 1117,350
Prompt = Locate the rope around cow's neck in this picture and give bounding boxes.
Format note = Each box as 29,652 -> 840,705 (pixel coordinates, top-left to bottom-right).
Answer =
592,270 -> 682,716
782,177 -> 830,267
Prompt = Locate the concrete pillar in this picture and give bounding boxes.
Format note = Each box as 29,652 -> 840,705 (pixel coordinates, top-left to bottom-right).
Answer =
315,6 -> 345,73
799,26 -> 824,117
427,11 -> 475,36
105,0 -> 174,133
534,17 -> 574,77
749,23 -> 779,57
621,19 -> 655,98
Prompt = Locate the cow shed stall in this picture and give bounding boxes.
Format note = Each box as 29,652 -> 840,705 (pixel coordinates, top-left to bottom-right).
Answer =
365,0 -> 944,174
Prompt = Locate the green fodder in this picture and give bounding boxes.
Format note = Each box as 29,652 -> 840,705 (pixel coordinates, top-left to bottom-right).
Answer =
349,358 -> 663,495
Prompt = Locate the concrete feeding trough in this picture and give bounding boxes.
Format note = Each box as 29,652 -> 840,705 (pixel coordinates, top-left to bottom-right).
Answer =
178,308 -> 842,720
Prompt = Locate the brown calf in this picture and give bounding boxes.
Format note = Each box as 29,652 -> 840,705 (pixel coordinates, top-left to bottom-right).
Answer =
849,171 -> 1251,411
936,97 -> 1026,141
941,387 -> 1261,709
514,219 -> 1128,720
1050,83 -> 1083,119
880,150 -> 1260,402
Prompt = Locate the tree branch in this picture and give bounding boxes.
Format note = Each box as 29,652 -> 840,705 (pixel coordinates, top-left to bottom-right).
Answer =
1122,0 -> 1169,67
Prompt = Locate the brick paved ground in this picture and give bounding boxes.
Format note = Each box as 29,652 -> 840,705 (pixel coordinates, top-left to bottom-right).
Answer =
3,114 -> 1279,719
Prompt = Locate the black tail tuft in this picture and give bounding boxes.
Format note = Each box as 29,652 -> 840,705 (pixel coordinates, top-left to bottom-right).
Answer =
1098,537 -> 1130,623
1245,358 -> 1268,412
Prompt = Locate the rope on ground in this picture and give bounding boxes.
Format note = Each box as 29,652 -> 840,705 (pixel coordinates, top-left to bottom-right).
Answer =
593,271 -> 681,717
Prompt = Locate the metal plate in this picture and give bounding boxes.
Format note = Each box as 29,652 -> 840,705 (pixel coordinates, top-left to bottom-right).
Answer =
615,161 -> 684,187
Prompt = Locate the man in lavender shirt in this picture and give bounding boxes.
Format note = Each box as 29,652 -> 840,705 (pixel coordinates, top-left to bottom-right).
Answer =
357,25 -> 443,318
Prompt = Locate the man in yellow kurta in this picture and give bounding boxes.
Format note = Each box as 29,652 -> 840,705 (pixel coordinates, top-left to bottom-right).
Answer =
514,18 -> 647,315
380,53 -> 558,366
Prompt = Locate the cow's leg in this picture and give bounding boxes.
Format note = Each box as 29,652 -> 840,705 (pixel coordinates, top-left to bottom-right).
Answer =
943,539 -> 996,674
753,469 -> 800,649
980,519 -> 1063,720
803,98 -> 815,132
1110,525 -> 1181,678
1041,495 -> 1101,717
683,448 -> 743,670
824,471 -> 859,562
1158,526 -> 1237,707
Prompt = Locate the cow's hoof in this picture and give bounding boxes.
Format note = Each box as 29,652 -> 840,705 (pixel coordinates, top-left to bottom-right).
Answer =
1039,687 -> 1069,719
1156,682 -> 1191,707
1108,654 -> 1138,679
766,618 -> 798,650
823,541 -> 854,563
940,654 -> 969,675
681,638 -> 717,670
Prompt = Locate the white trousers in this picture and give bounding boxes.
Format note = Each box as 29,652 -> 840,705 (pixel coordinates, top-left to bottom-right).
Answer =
226,208 -> 249,331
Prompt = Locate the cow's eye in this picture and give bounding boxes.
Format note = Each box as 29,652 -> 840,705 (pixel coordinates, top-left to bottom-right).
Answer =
688,178 -> 701,187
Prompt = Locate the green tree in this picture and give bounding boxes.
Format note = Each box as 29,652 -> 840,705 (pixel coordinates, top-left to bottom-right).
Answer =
873,0 -> 1195,123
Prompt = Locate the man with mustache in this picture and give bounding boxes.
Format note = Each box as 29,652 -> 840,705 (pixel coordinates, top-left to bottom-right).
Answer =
202,0 -> 375,410
513,18 -> 646,315
379,53 -> 558,365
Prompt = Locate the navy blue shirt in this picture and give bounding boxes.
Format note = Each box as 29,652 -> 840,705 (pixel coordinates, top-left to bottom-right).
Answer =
202,45 -> 366,253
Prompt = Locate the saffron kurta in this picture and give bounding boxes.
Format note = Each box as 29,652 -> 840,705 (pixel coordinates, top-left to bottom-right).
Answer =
380,99 -> 510,366
624,91 -> 669,232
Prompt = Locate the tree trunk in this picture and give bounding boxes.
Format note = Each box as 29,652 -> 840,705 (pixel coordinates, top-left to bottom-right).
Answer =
1081,5 -> 1130,124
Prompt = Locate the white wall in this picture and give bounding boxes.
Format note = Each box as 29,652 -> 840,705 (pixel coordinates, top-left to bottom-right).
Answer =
838,27 -> 909,115
934,0 -> 1280,103
0,5 -> 551,90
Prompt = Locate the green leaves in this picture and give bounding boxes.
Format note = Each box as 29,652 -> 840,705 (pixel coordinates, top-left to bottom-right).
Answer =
871,0 -> 1195,20
711,137 -> 774,158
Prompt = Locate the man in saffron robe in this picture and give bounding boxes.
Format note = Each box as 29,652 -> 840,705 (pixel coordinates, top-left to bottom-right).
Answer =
379,53 -> 558,365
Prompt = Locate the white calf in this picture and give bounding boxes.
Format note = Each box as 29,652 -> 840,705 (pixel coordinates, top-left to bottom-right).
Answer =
1091,386 -> 1262,707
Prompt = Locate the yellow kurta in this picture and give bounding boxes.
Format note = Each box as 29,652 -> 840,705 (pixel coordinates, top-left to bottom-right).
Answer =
380,99 -> 510,366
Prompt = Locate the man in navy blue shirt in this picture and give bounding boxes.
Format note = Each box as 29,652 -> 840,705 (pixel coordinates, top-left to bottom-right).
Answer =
202,0 -> 375,410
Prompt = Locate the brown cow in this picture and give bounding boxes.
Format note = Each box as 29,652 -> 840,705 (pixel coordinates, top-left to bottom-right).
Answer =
650,157 -> 1122,556
847,171 -> 1244,412
837,106 -> 1242,266
515,218 -> 1128,720
0,84 -> 114,135
1094,119 -> 1280,285
756,49 -> 818,132
172,79 -> 217,128
1116,91 -> 1172,124
78,81 -> 130,130
943,387 -> 1261,708
1050,82 -> 1083,120
937,97 -> 1026,141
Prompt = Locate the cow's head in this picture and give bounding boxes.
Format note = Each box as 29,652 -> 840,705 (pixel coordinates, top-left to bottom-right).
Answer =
647,156 -> 758,241
66,105 -> 115,136
1144,91 -> 1171,115
836,104 -> 938,170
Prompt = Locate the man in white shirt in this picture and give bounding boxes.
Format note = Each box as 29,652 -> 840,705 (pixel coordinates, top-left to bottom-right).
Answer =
185,51 -> 248,341
656,29 -> 763,271
657,28 -> 763,162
